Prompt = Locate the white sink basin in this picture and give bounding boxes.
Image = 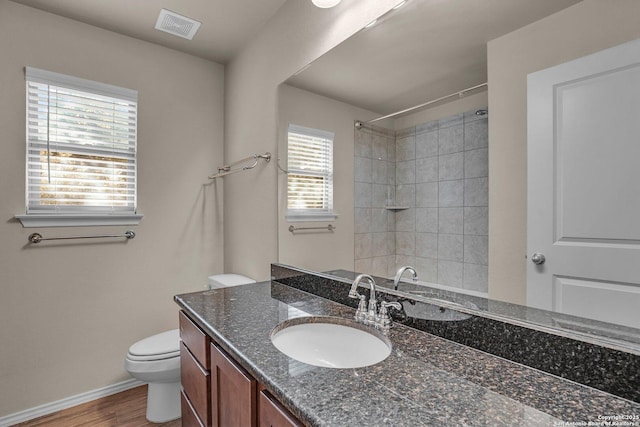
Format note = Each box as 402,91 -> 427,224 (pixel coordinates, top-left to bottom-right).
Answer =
270,317 -> 391,369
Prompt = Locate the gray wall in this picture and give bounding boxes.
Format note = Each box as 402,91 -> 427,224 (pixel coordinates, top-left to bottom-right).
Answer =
0,1 -> 224,416
223,0 -> 399,281
278,84 -> 389,272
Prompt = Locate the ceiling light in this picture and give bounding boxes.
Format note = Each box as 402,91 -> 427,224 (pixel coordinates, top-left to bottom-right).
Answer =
312,0 -> 342,8
155,9 -> 201,40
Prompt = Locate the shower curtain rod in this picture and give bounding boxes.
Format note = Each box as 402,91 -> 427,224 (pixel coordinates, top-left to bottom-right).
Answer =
358,82 -> 487,126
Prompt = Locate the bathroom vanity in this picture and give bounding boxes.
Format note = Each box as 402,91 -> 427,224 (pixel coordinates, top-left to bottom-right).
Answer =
175,266 -> 640,427
179,311 -> 301,426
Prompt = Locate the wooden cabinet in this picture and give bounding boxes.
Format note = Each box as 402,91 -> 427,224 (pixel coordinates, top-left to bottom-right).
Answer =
211,342 -> 257,427
258,389 -> 303,427
179,311 -> 211,427
181,343 -> 210,425
179,310 -> 302,427
179,311 -> 210,367
181,390 -> 205,427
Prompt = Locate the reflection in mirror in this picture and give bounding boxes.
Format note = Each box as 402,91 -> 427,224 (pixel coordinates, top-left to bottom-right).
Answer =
276,0 -> 640,351
353,108 -> 489,297
323,268 -> 640,353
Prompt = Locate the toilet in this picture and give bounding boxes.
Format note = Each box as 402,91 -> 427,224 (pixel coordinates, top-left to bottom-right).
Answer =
208,273 -> 256,289
124,273 -> 256,423
124,330 -> 181,422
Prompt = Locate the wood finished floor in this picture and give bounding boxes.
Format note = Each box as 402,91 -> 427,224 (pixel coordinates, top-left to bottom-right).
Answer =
13,385 -> 181,427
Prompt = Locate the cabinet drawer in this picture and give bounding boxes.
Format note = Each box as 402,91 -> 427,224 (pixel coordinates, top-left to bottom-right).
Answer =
259,389 -> 303,427
181,342 -> 210,426
180,311 -> 210,367
181,390 -> 205,427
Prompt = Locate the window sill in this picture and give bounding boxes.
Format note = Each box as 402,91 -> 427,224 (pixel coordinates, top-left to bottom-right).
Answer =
15,214 -> 144,228
285,213 -> 338,222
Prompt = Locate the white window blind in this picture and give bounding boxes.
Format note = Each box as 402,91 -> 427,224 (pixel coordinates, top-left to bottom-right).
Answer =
24,67 -> 138,216
286,124 -> 335,220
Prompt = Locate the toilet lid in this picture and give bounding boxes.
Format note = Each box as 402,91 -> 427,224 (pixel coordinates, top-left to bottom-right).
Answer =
128,329 -> 180,361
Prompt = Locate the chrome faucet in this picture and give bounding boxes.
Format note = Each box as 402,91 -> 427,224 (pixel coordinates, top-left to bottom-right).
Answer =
377,301 -> 403,334
393,266 -> 418,290
349,274 -> 402,333
349,274 -> 378,325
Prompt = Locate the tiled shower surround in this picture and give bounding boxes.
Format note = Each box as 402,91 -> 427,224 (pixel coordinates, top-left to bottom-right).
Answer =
354,109 -> 488,293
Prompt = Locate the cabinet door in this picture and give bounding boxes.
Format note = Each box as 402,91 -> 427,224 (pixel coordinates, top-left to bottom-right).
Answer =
211,343 -> 257,427
258,390 -> 303,427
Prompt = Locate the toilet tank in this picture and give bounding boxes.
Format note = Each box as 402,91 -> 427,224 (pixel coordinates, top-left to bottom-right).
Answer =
208,274 -> 256,289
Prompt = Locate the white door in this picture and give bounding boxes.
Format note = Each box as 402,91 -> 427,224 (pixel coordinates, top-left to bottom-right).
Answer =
527,38 -> 640,329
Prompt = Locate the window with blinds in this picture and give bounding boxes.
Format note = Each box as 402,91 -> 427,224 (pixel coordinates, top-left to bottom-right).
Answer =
24,67 -> 138,218
286,124 -> 335,221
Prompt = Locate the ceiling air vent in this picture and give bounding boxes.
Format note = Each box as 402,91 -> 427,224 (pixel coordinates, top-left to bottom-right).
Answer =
154,9 -> 201,40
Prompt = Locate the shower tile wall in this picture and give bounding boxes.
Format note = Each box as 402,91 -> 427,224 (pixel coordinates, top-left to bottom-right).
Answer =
354,125 -> 396,278
354,109 -> 488,294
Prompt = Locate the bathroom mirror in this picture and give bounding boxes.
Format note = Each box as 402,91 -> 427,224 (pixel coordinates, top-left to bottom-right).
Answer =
276,0 -> 640,351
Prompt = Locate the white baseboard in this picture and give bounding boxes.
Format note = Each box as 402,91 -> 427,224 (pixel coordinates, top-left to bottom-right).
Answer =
0,378 -> 144,427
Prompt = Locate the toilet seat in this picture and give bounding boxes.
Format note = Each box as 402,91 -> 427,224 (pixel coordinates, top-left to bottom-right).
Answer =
127,329 -> 180,361
126,350 -> 179,362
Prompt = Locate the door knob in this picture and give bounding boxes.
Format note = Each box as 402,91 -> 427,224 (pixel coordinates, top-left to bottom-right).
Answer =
531,253 -> 546,265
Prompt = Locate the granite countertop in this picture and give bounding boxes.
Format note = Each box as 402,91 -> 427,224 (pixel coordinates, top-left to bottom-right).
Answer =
175,281 -> 640,427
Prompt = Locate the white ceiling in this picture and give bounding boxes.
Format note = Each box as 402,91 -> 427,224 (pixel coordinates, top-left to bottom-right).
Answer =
9,0 -> 583,115
286,0 -> 582,117
9,0 -> 288,63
